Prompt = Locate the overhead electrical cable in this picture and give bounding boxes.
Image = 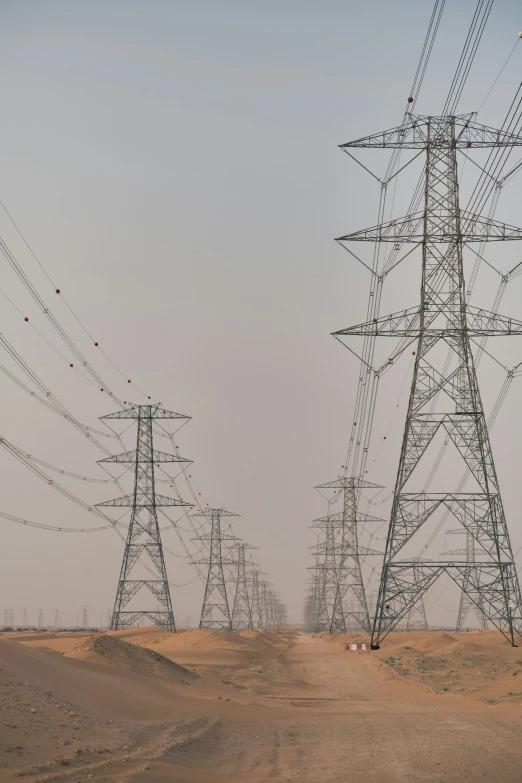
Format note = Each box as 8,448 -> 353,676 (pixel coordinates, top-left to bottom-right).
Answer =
0,199 -> 149,398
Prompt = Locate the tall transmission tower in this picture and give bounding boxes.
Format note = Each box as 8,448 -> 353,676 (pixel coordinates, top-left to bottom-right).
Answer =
81,606 -> 89,629
334,114 -> 522,648
22,608 -> 28,627
229,542 -> 255,630
315,477 -> 382,633
97,403 -> 193,631
37,609 -> 43,629
192,509 -> 238,630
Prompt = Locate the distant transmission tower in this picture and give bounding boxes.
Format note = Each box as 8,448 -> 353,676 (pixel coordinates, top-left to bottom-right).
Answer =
405,562 -> 428,631
22,608 -> 28,627
193,509 -> 238,629
249,567 -> 265,629
37,609 -> 43,629
81,606 -> 89,629
315,477 -> 382,633
446,527 -> 487,631
309,509 -> 338,632
97,403 -> 193,631
334,114 -> 522,648
229,543 -> 255,630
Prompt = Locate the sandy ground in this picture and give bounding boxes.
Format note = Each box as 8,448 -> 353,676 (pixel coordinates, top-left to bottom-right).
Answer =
1,628 -> 522,782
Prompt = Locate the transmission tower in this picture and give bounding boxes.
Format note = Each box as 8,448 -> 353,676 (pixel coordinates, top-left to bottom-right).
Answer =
249,567 -> 265,629
309,510 -> 338,632
22,608 -> 28,627
81,606 -> 89,629
259,581 -> 271,628
315,477 -> 382,633
446,527 -> 487,631
192,509 -> 238,630
229,543 -> 256,630
405,562 -> 428,631
37,609 -> 43,629
97,403 -> 193,631
334,114 -> 522,648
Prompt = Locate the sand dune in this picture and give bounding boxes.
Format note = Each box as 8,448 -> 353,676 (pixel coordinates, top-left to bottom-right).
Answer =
66,634 -> 198,684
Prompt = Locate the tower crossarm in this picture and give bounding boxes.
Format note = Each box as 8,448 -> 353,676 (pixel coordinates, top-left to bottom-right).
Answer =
101,403 -> 190,420
311,510 -> 384,527
333,306 -> 522,338
340,115 -> 522,150
97,494 -> 192,507
98,449 -> 192,464
336,211 -> 522,244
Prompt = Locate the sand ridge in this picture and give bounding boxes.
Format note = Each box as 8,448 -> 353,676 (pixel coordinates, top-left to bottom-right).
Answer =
66,634 -> 199,684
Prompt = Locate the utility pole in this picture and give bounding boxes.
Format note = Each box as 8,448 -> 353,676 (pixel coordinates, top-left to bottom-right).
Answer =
229,543 -> 256,630
97,403 -> 193,631
192,509 -> 238,630
334,113 -> 522,648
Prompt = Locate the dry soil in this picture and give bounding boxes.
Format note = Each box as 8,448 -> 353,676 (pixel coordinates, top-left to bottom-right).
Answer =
0,628 -> 521,782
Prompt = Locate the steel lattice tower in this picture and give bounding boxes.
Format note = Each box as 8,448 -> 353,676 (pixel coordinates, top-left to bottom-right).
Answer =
334,114 -> 522,648
193,508 -> 238,630
315,477 -> 382,633
230,542 -> 255,630
405,562 -> 428,631
97,403 -> 192,631
446,526 -> 487,631
309,511 -> 338,632
249,567 -> 265,629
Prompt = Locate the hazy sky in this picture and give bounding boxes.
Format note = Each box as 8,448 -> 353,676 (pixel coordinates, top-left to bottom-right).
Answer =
1,0 -> 522,628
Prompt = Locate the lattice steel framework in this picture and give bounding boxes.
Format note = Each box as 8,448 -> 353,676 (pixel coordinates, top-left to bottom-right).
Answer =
405,562 -> 428,631
315,477 -> 382,633
334,115 -> 522,648
97,403 -> 192,631
446,526 -> 487,631
309,511 -> 338,632
192,508 -> 238,630
249,567 -> 265,629
230,542 -> 255,630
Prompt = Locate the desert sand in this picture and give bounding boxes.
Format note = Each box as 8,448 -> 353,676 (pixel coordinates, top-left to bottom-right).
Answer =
1,627 -> 522,781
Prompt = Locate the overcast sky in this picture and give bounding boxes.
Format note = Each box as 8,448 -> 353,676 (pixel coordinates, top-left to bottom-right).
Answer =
1,0 -> 522,628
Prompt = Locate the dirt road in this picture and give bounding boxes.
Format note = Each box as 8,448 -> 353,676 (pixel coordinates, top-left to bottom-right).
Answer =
259,634 -> 522,782
2,630 -> 522,782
